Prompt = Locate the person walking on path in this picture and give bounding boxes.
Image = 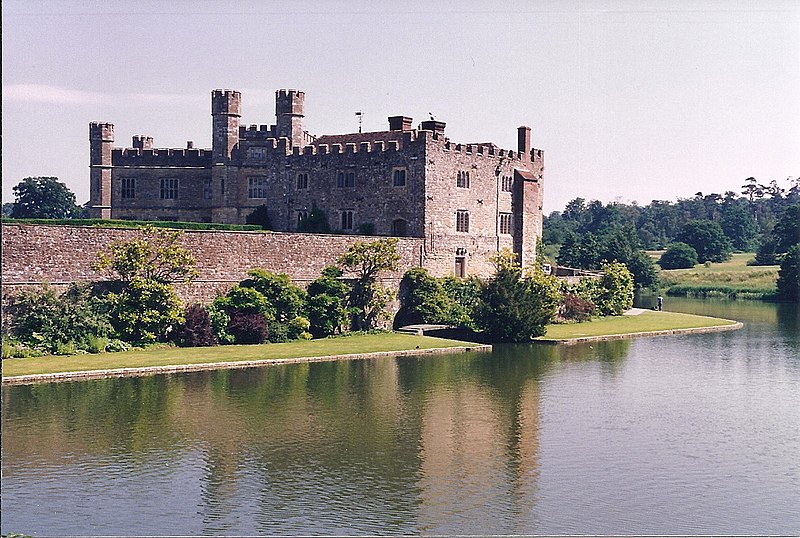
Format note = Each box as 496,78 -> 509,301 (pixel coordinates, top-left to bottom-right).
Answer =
657,296 -> 663,311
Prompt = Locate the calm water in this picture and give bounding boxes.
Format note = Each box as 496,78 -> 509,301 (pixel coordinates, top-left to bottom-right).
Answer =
2,298 -> 799,535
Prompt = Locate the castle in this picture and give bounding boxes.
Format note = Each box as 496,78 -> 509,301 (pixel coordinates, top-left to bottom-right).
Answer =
89,89 -> 544,277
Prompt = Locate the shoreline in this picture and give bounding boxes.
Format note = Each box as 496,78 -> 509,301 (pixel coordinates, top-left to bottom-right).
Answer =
535,320 -> 743,345
2,344 -> 491,386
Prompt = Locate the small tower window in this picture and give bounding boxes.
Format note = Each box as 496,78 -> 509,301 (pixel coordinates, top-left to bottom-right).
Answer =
457,170 -> 470,188
248,176 -> 268,199
121,177 -> 136,199
499,212 -> 513,235
337,170 -> 355,188
501,175 -> 513,192
456,210 -> 470,232
393,168 -> 407,187
160,178 -> 178,200
341,210 -> 354,230
202,178 -> 212,200
296,172 -> 308,190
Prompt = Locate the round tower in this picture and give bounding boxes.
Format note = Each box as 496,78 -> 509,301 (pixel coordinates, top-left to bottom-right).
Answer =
275,89 -> 305,148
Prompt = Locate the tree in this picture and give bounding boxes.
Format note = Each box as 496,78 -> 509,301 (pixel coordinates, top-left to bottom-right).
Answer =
399,268 -> 452,325
474,251 -> 561,342
591,261 -> 635,316
10,176 -> 80,219
676,220 -> 733,263
773,204 -> 800,253
338,237 -> 400,330
241,269 -> 306,323
776,244 -> 800,302
245,205 -> 273,230
658,242 -> 698,269
93,226 -> 199,283
720,202 -> 758,251
305,266 -> 349,338
298,204 -> 330,233
93,227 -> 197,344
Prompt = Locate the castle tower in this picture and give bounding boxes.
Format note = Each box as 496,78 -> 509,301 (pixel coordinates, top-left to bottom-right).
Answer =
211,89 -> 241,163
275,89 -> 305,148
89,122 -> 114,219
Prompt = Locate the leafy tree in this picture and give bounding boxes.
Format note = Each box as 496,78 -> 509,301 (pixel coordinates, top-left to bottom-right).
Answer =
105,278 -> 184,343
245,205 -> 273,230
676,220 -> 732,263
474,250 -> 561,342
658,242 -> 698,269
776,244 -> 800,302
591,261 -> 634,316
773,204 -> 800,253
305,266 -> 349,338
2,202 -> 13,217
752,234 -> 779,266
10,176 -> 80,219
338,237 -> 400,330
175,304 -> 217,347
720,202 -> 758,251
399,268 -> 451,325
241,269 -> 306,323
93,226 -> 198,283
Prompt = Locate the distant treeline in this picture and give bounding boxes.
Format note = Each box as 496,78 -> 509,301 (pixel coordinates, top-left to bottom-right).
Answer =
544,177 -> 800,252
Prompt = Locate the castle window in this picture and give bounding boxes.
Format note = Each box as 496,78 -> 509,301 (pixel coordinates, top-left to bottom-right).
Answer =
456,210 -> 470,232
296,172 -> 308,190
501,175 -> 513,192
499,212 -> 513,235
203,178 -> 212,200
457,170 -> 470,188
248,176 -> 268,199
337,170 -> 355,188
121,177 -> 136,199
160,178 -> 178,200
393,168 -> 407,187
341,210 -> 354,230
248,147 -> 267,160
391,218 -> 408,237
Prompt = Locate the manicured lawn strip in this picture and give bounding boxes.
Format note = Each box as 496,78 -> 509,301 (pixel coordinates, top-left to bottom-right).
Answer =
659,252 -> 778,296
2,333 -> 469,377
539,311 -> 738,340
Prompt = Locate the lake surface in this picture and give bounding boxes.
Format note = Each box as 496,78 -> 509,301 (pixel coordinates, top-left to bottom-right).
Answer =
2,298 -> 799,535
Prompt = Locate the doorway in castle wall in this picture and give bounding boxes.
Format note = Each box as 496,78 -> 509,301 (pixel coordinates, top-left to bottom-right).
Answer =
454,256 -> 466,277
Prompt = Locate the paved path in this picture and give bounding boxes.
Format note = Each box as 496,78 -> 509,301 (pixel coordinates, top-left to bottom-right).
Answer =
623,308 -> 649,315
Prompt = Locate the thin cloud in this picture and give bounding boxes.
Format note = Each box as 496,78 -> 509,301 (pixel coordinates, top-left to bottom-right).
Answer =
4,84 -> 205,106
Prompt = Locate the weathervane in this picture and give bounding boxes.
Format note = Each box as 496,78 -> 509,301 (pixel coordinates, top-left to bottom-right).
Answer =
355,111 -> 363,133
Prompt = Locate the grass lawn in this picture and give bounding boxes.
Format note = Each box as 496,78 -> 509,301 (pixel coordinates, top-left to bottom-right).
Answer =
2,333 -> 471,378
538,310 -> 738,341
659,252 -> 778,297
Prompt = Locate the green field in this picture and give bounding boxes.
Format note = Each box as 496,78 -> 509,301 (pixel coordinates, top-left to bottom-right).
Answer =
538,310 -> 738,341
2,333 -> 471,378
658,253 -> 779,298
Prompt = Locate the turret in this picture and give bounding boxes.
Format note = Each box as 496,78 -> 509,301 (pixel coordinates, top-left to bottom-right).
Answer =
275,89 -> 305,148
89,122 -> 114,219
211,89 -> 241,163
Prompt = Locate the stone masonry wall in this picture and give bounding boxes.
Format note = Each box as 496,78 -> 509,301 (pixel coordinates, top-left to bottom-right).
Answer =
1,224 -> 425,306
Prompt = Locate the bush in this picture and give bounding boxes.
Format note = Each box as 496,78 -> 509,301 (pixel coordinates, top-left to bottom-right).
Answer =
676,219 -> 733,263
305,266 -> 349,338
241,269 -> 306,322
226,310 -> 267,344
84,335 -> 109,353
658,242 -> 698,269
176,304 -> 217,347
287,316 -> 312,340
106,278 -> 184,344
558,293 -> 596,322
474,252 -> 562,342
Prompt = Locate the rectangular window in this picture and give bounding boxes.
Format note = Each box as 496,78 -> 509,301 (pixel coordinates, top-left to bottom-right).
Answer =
393,168 -> 407,187
457,170 -> 470,188
501,175 -> 513,192
341,210 -> 354,230
456,210 -> 469,232
499,212 -> 513,234
296,172 -> 308,190
337,170 -> 355,188
248,147 -> 267,160
160,178 -> 178,200
203,178 -> 212,200
248,176 -> 268,199
121,177 -> 136,199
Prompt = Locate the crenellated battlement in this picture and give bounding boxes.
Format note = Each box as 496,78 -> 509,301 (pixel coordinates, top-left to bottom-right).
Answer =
112,147 -> 213,167
211,89 -> 241,116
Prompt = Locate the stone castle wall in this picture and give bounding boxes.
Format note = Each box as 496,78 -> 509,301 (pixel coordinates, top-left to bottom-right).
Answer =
1,224 -> 426,306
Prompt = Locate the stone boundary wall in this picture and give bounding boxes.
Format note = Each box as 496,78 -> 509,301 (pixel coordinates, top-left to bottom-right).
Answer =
1,223 -> 426,305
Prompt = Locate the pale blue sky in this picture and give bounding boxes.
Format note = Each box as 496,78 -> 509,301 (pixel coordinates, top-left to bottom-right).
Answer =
3,0 -> 798,213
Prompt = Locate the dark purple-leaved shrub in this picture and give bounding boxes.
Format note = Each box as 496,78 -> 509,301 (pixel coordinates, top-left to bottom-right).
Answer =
558,293 -> 596,322
176,303 -> 217,347
227,310 -> 267,344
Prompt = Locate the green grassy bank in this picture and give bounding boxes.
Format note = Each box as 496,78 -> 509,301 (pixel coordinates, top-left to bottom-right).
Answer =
537,310 -> 739,342
1,333 -> 471,378
658,253 -> 779,299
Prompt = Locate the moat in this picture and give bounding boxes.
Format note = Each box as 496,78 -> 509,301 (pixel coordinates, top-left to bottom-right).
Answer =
2,298 -> 798,535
